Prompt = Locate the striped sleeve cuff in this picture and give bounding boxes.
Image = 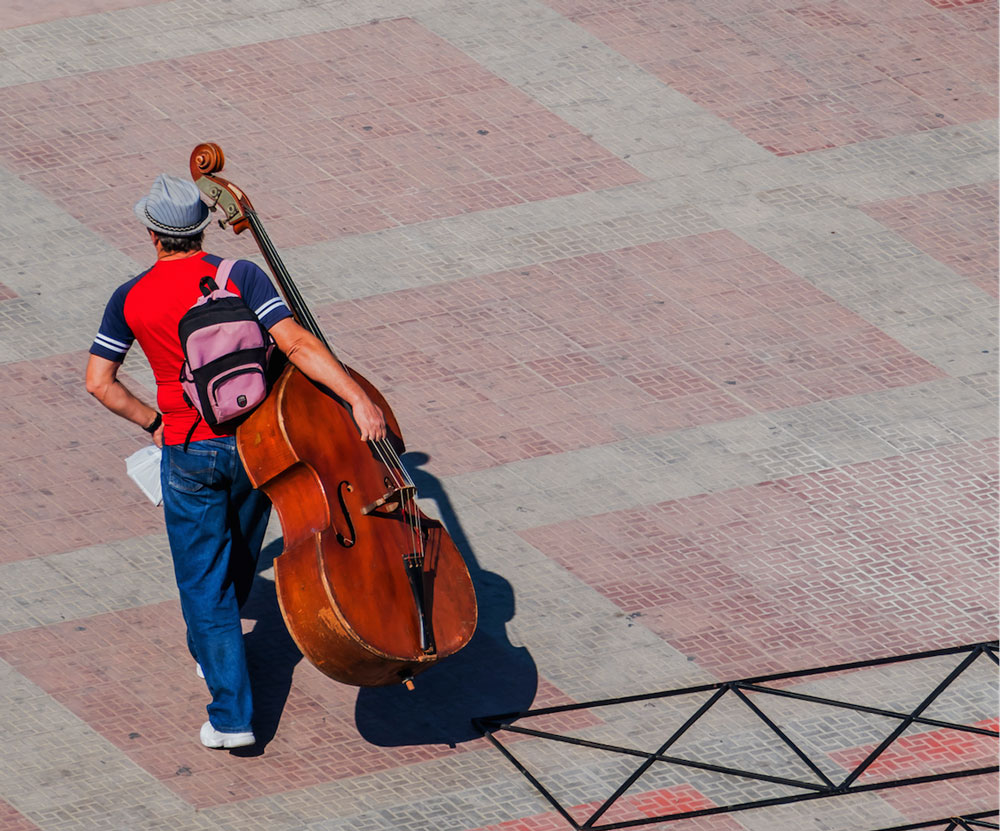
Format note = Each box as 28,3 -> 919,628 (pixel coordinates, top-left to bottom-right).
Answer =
255,297 -> 293,329
90,332 -> 132,361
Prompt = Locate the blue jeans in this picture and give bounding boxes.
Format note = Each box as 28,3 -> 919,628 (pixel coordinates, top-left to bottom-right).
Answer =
160,436 -> 271,733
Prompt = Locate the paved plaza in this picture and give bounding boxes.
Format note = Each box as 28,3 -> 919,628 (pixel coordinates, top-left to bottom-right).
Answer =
0,0 -> 997,829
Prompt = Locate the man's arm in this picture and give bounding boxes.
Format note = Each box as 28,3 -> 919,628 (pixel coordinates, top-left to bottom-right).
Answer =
85,354 -> 164,448
268,317 -> 386,442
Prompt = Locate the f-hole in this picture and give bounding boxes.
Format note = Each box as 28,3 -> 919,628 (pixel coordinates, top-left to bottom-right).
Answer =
335,481 -> 356,547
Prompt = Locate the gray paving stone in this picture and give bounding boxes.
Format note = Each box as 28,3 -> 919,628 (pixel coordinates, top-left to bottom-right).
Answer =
7,586 -> 117,630
250,751 -> 535,830
734,794 -> 904,831
0,0 -> 449,86
939,404 -> 1000,442
0,667 -> 191,827
0,538 -> 177,633
498,559 -> 706,698
881,317 -> 997,378
278,199 -> 719,308
789,121 -> 999,201
0,557 -> 74,595
768,402 -> 900,465
108,533 -> 174,571
197,799 -> 307,831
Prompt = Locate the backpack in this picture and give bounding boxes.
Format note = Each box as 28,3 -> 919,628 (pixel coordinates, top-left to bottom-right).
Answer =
178,259 -> 274,447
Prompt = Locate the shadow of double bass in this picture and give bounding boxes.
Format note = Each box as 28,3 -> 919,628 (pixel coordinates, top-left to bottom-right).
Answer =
240,451 -> 538,750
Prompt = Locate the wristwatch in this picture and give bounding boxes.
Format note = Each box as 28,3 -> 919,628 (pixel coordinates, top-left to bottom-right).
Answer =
144,412 -> 162,434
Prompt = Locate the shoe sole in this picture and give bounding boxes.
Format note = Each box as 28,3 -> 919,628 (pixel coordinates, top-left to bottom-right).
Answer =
205,735 -> 255,749
200,721 -> 255,749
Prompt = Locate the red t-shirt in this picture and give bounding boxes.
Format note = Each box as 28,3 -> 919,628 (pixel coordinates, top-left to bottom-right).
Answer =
90,253 -> 292,446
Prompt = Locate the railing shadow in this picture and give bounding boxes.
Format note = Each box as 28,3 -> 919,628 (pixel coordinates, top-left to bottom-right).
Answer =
353,451 -> 538,747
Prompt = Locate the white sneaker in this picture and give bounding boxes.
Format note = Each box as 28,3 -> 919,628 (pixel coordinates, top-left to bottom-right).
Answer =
200,721 -> 255,749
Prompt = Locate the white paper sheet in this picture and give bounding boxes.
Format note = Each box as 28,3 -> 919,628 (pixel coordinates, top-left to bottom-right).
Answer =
126,445 -> 163,506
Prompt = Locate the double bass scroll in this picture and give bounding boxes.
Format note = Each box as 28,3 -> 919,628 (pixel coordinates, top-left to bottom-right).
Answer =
189,142 -> 477,688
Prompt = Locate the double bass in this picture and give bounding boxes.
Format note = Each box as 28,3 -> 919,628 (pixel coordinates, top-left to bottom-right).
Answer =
189,143 -> 477,688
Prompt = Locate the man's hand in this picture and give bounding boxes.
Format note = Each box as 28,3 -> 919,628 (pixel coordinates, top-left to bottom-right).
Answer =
351,394 -> 386,442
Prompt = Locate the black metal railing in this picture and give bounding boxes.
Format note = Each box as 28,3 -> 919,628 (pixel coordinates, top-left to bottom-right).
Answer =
872,812 -> 998,830
474,642 -> 999,830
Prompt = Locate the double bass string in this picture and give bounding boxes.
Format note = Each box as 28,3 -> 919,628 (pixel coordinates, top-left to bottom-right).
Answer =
368,436 -> 428,650
246,209 -> 423,551
248,209 -> 430,581
369,436 -> 424,565
193,143 -> 475,680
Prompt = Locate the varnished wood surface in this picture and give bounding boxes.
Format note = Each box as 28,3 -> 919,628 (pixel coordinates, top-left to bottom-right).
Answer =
239,366 -> 477,686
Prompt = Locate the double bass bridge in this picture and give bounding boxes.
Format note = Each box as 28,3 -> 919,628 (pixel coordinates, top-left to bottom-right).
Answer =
361,484 -> 417,516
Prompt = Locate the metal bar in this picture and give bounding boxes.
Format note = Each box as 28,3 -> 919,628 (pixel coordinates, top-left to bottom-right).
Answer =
870,811 -> 999,831
737,683 -> 999,737
840,647 -> 983,788
478,683 -> 732,726
582,768 -> 998,830
957,820 -> 1000,831
491,722 -> 826,794
479,729 -> 581,830
478,643 -> 996,724
583,687 -> 728,828
731,683 -> 836,788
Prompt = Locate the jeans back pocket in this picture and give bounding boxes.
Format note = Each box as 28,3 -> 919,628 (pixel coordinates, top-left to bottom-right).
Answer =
166,446 -> 218,494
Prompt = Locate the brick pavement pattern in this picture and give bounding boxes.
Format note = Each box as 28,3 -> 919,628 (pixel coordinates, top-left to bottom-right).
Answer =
0,0 -> 996,830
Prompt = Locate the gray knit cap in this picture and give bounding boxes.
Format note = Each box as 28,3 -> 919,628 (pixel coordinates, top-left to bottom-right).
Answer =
134,174 -> 211,236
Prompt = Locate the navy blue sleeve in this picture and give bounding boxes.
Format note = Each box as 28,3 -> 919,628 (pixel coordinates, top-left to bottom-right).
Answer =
227,259 -> 293,329
90,276 -> 141,361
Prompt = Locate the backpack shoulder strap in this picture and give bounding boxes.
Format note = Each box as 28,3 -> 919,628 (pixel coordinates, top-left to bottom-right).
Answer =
216,258 -> 237,291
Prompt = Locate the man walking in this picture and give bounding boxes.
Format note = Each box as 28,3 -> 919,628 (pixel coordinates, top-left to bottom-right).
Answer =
86,173 -> 385,748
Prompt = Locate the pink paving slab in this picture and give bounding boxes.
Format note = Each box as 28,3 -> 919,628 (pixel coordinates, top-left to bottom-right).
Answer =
466,784 -> 746,831
0,800 -> 41,831
828,717 -> 999,782
0,600 -> 599,808
314,231 -> 943,477
2,0 -> 167,30
0,352 -> 162,564
541,0 -> 997,155
519,439 -> 998,680
860,182 -> 999,296
0,19 -> 643,261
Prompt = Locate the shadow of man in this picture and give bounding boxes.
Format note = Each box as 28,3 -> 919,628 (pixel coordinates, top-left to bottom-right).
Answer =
238,537 -> 302,753
353,452 -> 538,747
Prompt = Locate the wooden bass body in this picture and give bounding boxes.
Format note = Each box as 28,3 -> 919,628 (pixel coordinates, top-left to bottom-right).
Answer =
237,364 -> 478,686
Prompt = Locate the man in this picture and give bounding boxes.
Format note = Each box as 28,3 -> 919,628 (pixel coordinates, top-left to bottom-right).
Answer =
86,173 -> 385,749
